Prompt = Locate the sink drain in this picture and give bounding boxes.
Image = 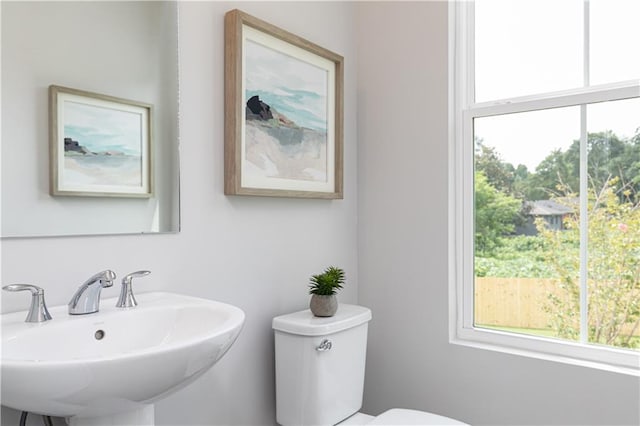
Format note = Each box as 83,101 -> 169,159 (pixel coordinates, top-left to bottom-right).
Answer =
94,330 -> 105,340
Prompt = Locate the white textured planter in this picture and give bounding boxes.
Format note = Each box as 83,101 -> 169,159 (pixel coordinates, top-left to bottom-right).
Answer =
310,294 -> 338,317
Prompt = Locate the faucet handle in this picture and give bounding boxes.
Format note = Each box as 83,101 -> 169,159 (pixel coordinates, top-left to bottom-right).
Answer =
116,270 -> 150,308
3,284 -> 53,323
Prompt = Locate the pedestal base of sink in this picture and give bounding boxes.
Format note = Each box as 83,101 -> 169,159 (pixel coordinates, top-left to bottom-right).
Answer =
66,405 -> 154,426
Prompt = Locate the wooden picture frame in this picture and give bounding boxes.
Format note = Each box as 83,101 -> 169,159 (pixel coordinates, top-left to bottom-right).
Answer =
224,9 -> 344,199
49,85 -> 152,198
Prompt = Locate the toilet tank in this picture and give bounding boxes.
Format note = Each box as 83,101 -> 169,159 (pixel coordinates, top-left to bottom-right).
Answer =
273,304 -> 372,426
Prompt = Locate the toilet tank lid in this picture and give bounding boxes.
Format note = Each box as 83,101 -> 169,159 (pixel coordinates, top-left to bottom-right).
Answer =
272,304 -> 372,336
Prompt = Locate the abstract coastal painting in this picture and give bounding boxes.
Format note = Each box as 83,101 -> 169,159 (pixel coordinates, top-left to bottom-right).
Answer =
49,86 -> 152,197
224,9 -> 344,198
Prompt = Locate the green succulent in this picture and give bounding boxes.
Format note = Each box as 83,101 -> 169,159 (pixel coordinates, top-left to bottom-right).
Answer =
309,266 -> 345,296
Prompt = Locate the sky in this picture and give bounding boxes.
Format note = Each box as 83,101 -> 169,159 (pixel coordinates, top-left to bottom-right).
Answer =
64,100 -> 142,156
244,38 -> 329,131
244,39 -> 327,97
473,0 -> 640,171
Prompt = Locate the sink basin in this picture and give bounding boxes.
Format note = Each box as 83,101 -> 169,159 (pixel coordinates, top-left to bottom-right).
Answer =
1,292 -> 245,423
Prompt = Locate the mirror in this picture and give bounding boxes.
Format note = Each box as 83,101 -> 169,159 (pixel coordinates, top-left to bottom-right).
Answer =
1,1 -> 180,238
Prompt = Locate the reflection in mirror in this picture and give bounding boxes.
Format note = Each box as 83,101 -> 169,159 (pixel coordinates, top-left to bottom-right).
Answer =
1,1 -> 180,238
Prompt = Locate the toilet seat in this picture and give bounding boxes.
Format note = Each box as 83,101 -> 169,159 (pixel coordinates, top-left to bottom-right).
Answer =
368,408 -> 468,425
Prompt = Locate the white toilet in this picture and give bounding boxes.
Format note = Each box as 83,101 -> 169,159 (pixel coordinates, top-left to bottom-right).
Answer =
273,304 -> 468,426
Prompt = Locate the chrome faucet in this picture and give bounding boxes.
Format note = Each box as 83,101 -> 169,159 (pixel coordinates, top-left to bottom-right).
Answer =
2,284 -> 53,323
68,270 -> 116,315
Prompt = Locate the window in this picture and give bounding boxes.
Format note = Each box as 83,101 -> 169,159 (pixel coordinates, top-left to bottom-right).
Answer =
450,0 -> 640,373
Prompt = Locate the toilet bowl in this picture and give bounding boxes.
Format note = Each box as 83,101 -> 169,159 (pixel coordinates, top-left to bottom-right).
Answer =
273,305 -> 467,426
340,409 -> 467,425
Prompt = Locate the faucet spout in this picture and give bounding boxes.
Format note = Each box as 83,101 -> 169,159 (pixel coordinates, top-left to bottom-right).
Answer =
68,270 -> 116,315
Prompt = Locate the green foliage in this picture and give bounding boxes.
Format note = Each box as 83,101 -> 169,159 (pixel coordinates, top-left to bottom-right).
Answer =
474,235 -> 555,278
309,266 -> 345,296
479,130 -> 640,203
475,139 -> 518,196
474,171 -> 522,254
521,131 -> 640,202
537,181 -> 640,348
475,129 -> 640,348
525,148 -> 578,200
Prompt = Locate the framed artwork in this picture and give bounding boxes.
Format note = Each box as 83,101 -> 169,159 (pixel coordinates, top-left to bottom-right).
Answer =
49,85 -> 152,197
224,9 -> 344,199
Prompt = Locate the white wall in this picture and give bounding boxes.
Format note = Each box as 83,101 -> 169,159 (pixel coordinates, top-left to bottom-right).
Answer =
1,2 -> 357,425
356,2 -> 640,426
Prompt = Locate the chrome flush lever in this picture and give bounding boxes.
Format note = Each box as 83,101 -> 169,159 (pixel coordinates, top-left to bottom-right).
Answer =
316,339 -> 332,352
116,270 -> 150,308
3,284 -> 53,323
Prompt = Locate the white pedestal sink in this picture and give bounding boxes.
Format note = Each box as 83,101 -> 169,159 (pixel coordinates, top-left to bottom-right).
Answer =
1,292 -> 245,425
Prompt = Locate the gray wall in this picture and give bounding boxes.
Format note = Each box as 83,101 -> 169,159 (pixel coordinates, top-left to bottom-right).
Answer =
356,2 -> 640,426
1,2 -> 357,425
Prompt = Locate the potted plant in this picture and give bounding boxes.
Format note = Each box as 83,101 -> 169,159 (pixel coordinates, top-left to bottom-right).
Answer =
308,266 -> 345,317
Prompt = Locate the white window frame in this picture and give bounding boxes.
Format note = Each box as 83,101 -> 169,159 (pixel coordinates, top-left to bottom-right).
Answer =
448,0 -> 640,375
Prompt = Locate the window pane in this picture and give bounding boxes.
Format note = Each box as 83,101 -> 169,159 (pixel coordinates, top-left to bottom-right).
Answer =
586,98 -> 640,350
473,107 -> 581,343
474,0 -> 583,102
590,0 -> 640,86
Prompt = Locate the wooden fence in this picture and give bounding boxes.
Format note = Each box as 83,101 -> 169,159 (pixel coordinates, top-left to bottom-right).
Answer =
474,277 -> 640,336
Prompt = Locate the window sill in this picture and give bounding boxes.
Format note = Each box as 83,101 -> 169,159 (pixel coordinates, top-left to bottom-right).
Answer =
451,326 -> 640,377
